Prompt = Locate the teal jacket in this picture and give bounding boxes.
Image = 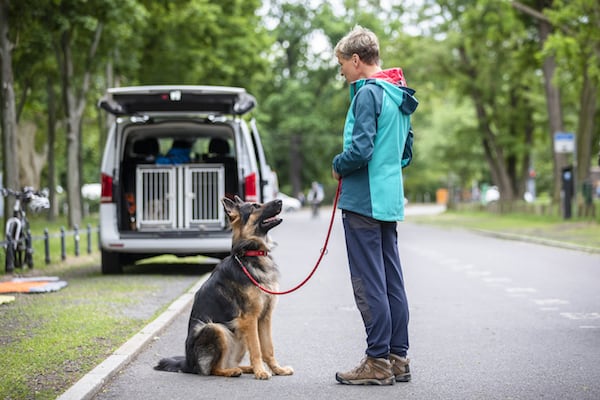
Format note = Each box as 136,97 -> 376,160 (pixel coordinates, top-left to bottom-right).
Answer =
332,68 -> 417,222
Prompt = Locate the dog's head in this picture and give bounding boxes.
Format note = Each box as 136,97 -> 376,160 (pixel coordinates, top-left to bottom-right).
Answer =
222,196 -> 283,245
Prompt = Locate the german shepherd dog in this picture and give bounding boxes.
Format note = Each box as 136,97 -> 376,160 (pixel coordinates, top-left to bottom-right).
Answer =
154,196 -> 294,380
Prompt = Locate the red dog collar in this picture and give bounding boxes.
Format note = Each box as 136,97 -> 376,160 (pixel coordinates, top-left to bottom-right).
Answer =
243,250 -> 268,257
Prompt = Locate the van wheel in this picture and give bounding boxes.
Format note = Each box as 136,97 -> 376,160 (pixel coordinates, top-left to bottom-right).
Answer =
101,250 -> 123,274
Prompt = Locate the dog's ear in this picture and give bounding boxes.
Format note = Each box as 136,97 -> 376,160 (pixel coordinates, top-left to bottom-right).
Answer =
234,195 -> 244,205
222,197 -> 238,218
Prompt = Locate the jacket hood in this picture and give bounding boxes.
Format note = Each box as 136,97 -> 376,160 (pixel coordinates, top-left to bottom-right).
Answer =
350,69 -> 410,111
370,68 -> 407,87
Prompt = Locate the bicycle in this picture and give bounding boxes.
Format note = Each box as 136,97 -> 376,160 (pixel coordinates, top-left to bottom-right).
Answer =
1,187 -> 50,273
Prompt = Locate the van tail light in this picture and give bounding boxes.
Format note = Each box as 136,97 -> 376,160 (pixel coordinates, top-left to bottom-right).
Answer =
244,172 -> 258,202
101,173 -> 114,203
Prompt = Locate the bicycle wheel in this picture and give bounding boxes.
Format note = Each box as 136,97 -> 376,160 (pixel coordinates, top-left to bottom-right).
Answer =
5,241 -> 15,273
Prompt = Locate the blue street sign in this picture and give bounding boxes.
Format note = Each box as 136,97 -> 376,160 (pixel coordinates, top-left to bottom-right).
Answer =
554,132 -> 575,153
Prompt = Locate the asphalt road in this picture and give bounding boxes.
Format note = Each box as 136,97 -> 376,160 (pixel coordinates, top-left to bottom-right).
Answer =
93,206 -> 600,400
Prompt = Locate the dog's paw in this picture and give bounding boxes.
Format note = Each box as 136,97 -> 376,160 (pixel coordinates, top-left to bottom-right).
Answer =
254,369 -> 272,380
272,365 -> 294,376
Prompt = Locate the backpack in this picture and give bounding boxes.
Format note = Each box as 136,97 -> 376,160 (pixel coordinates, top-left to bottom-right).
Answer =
401,126 -> 414,169
400,87 -> 417,169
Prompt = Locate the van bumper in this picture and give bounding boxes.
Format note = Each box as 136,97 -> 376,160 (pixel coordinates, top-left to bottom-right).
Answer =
99,204 -> 231,255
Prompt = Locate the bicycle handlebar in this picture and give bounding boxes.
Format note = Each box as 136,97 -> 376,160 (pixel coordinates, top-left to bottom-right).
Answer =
1,187 -> 45,197
1,187 -> 50,212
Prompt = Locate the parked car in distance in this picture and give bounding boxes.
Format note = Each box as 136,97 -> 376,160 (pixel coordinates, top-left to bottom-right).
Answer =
98,85 -> 275,274
485,186 -> 500,203
276,192 -> 302,212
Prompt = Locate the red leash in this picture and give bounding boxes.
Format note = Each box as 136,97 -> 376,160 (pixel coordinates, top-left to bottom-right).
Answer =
236,180 -> 342,295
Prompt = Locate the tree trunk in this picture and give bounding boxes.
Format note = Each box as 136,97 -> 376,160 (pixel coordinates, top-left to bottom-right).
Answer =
47,78 -> 58,221
458,46 -> 514,200
17,121 -> 47,187
57,30 -> 82,227
538,19 -> 566,201
475,102 -> 515,200
0,0 -> 19,217
56,23 -> 103,227
576,65 -> 597,185
512,1 -> 566,201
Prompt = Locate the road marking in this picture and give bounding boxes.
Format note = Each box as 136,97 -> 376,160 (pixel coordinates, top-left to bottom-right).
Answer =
467,270 -> 492,277
450,264 -> 475,271
560,312 -> 600,320
483,277 -> 512,284
533,299 -> 569,306
579,325 -> 600,329
505,287 -> 537,294
440,258 -> 461,266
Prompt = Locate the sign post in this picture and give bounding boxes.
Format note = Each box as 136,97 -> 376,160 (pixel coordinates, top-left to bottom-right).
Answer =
554,132 -> 576,219
554,132 -> 575,154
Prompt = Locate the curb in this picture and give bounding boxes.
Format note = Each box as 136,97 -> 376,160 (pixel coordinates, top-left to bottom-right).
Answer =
57,275 -> 209,400
473,229 -> 600,254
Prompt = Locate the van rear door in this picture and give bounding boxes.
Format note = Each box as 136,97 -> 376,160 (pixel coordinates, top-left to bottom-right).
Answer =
99,85 -> 256,116
249,119 -> 277,202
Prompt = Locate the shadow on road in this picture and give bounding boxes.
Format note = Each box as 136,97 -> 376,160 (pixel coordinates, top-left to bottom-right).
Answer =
122,257 -> 218,276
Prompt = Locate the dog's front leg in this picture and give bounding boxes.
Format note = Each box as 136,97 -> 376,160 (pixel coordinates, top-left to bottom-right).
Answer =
258,311 -> 294,376
238,316 -> 271,380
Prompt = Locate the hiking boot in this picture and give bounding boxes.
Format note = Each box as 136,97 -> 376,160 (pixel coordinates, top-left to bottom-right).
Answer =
335,357 -> 395,385
389,354 -> 411,382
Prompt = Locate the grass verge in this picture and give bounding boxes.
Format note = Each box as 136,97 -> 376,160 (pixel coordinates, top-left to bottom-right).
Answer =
0,255 -> 207,400
409,210 -> 600,251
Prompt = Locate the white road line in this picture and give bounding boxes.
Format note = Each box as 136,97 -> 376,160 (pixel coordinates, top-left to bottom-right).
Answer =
467,270 -> 492,277
560,312 -> 600,320
505,287 -> 537,294
482,277 -> 512,284
533,299 -> 569,306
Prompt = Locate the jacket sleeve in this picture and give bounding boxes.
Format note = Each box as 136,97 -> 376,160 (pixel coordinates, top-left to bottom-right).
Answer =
333,85 -> 380,176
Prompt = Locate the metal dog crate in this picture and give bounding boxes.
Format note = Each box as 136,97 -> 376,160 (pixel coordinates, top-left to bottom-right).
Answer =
135,164 -> 225,231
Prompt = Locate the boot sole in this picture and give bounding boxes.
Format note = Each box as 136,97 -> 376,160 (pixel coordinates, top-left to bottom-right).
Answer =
335,373 -> 395,386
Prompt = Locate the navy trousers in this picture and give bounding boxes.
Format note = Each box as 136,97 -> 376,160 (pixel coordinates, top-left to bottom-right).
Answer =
341,210 -> 409,359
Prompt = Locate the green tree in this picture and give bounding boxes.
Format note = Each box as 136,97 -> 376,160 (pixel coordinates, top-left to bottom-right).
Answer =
418,0 -> 546,201
1,0 -> 19,218
260,2 -> 344,197
134,0 -> 271,91
543,0 -> 600,196
261,0 -> 423,198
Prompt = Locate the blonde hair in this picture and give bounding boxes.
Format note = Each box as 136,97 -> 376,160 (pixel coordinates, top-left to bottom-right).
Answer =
334,25 -> 380,65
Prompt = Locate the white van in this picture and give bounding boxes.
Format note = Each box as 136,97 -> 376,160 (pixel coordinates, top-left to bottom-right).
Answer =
98,86 -> 276,273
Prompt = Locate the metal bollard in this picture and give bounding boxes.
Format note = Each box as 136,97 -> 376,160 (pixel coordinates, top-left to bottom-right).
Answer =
44,228 -> 50,264
74,224 -> 80,257
60,226 -> 66,261
87,223 -> 92,254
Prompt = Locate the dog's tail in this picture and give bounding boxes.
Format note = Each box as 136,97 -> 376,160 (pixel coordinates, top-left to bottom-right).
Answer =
154,322 -> 229,375
154,356 -> 189,373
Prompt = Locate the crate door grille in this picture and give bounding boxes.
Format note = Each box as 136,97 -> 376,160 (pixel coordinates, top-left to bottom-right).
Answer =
136,166 -> 176,229
135,164 -> 224,231
185,165 -> 225,228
